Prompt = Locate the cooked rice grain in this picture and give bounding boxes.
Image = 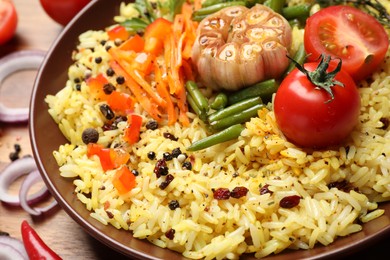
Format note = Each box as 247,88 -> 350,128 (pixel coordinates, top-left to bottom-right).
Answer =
45,1 -> 390,259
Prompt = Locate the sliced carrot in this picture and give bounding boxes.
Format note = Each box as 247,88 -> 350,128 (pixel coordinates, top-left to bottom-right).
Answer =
155,64 -> 177,125
110,60 -> 163,121
110,49 -> 166,108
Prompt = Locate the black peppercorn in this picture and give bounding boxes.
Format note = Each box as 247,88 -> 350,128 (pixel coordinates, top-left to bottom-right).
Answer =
103,83 -> 116,95
106,67 -> 115,77
147,151 -> 156,160
95,57 -> 102,64
145,120 -> 158,130
163,152 -> 173,161
82,128 -> 99,144
171,148 -> 181,158
116,76 -> 125,84
131,169 -> 139,176
182,161 -> 192,170
168,200 -> 180,210
99,104 -> 115,120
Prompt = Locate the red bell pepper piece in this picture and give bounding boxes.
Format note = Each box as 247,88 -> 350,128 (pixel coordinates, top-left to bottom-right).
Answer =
87,144 -> 130,171
144,18 -> 173,56
119,34 -> 145,52
107,25 -> 129,41
112,166 -> 136,194
124,114 -> 143,145
21,220 -> 62,260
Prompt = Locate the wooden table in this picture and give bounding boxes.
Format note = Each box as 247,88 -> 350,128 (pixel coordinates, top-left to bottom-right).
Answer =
0,1 -> 389,259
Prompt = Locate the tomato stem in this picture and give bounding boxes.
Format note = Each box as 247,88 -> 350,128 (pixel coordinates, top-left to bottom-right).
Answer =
288,54 -> 344,103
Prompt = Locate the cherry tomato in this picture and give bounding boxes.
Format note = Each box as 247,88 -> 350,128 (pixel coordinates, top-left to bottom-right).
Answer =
0,0 -> 17,45
39,0 -> 91,26
274,60 -> 361,148
304,5 -> 389,82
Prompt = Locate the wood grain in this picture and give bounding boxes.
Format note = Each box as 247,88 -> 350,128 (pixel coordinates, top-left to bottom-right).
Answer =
0,1 -> 388,260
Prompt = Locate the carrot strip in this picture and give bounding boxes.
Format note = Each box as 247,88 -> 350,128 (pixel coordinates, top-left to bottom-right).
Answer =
110,60 -> 163,121
155,64 -> 177,125
110,48 -> 167,108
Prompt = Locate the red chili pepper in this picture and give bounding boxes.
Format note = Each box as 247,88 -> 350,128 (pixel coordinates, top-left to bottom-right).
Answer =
21,220 -> 62,260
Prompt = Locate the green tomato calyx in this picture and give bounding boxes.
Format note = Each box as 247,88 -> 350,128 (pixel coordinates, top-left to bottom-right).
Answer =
288,54 -> 344,103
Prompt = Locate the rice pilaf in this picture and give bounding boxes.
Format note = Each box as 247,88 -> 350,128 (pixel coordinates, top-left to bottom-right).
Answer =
45,0 -> 390,259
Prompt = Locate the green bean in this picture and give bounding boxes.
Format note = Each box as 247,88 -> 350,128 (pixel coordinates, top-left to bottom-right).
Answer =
210,104 -> 264,131
187,94 -> 208,122
282,4 -> 311,21
193,1 -> 246,17
266,0 -> 286,14
202,0 -> 223,8
208,96 -> 262,122
121,18 -> 149,33
227,79 -> 278,105
187,124 -> 245,151
210,93 -> 228,110
283,43 -> 306,77
185,81 -> 209,115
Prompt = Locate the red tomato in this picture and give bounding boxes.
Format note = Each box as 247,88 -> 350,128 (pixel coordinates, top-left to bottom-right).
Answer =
274,59 -> 361,148
0,0 -> 17,45
304,5 -> 389,82
39,0 -> 91,26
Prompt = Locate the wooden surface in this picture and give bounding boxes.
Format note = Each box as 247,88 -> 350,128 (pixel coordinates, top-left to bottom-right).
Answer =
0,1 -> 389,260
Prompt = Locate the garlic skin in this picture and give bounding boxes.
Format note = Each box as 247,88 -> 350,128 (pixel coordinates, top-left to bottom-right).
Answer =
192,4 -> 292,91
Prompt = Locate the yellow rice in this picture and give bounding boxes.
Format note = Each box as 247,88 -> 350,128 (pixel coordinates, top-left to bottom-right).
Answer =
45,0 -> 390,259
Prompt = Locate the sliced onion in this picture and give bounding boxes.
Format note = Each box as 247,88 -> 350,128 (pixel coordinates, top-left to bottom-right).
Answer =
0,50 -> 46,123
19,170 -> 58,216
0,236 -> 28,260
0,157 -> 48,206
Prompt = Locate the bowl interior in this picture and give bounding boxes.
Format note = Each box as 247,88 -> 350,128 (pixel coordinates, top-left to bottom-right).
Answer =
29,1 -> 390,259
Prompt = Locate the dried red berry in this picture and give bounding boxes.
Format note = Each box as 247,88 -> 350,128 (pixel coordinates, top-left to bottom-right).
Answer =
230,186 -> 249,199
159,174 -> 174,190
154,159 -> 168,178
279,195 -> 301,208
165,228 -> 175,240
213,188 -> 231,200
259,184 -> 273,195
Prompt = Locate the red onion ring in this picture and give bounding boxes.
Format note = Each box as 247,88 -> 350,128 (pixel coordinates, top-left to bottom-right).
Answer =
0,50 -> 46,123
0,157 -> 48,206
19,170 -> 58,216
0,236 -> 28,260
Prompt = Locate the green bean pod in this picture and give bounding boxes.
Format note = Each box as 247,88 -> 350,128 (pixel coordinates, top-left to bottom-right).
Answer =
210,93 -> 228,110
266,0 -> 286,14
187,94 -> 208,122
186,81 -> 209,114
193,1 -> 246,17
208,96 -> 262,122
227,79 -> 278,105
187,124 -> 245,151
210,103 -> 264,131
282,4 -> 311,21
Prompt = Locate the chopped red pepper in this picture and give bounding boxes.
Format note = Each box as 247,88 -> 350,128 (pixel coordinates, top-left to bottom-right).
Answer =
144,18 -> 173,56
124,114 -> 143,145
106,91 -> 135,113
87,73 -> 109,101
87,144 -> 130,171
21,220 -> 62,260
107,25 -> 129,41
119,34 -> 145,52
112,166 -> 136,194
